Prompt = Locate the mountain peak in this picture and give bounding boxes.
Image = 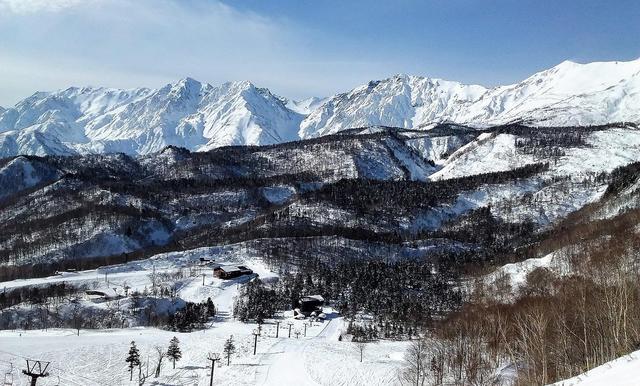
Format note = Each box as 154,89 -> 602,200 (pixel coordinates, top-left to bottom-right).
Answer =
1,58 -> 640,157
169,77 -> 206,91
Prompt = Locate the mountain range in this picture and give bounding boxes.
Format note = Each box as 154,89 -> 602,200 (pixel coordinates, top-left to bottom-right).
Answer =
1,58 -> 639,157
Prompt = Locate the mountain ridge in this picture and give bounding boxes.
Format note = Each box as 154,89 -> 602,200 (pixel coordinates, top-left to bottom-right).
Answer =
2,58 -> 640,156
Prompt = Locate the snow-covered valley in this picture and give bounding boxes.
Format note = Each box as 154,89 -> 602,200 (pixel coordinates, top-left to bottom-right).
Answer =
3,62 -> 640,386
4,121 -> 640,385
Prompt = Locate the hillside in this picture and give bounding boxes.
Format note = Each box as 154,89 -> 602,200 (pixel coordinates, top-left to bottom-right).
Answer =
1,122 -> 638,279
3,122 -> 640,385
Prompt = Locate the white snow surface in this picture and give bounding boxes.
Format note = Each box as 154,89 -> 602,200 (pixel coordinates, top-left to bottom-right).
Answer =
2,58 -> 640,156
285,96 -> 328,115
432,127 -> 640,180
0,78 -> 303,156
301,58 -> 640,137
552,350 -> 640,386
0,246 -> 410,386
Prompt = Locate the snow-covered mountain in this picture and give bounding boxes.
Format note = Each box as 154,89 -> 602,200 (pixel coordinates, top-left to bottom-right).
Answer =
299,75 -> 487,138
285,96 -> 328,115
301,58 -> 640,137
0,78 -> 303,157
1,58 -> 640,156
451,59 -> 640,126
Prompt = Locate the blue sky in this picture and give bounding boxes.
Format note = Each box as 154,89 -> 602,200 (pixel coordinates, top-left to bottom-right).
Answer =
0,0 -> 639,106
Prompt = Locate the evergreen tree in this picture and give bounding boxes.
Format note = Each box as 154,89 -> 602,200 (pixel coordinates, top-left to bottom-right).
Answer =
166,336 -> 182,369
223,335 -> 236,365
125,341 -> 141,381
233,279 -> 278,323
206,297 -> 216,318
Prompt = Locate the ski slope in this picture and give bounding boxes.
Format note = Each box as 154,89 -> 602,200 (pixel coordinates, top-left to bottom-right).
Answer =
0,311 -> 407,385
0,247 -> 409,385
552,350 -> 640,386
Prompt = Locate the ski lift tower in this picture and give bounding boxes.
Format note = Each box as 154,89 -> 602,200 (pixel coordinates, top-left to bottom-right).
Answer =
22,359 -> 50,386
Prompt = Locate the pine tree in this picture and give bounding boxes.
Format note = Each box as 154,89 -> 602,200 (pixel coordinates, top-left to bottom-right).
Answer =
125,341 -> 141,381
206,297 -> 216,318
166,336 -> 182,369
223,335 -> 236,365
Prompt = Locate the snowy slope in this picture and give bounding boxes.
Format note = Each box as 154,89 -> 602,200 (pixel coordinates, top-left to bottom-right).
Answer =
454,59 -> 640,125
299,74 -> 487,138
552,350 -> 640,386
300,58 -> 640,138
0,244 -> 408,386
285,96 -> 328,115
0,79 -> 303,156
2,58 -> 640,157
431,126 -> 640,180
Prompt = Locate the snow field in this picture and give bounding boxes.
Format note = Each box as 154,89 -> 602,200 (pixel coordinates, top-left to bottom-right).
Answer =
0,247 -> 411,385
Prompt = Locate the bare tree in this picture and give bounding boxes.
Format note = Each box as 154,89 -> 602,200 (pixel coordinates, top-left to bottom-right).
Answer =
70,299 -> 82,336
153,346 -> 165,378
401,338 -> 429,386
354,341 -> 367,363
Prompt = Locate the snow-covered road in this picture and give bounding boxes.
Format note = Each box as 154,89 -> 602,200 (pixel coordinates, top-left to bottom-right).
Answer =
255,316 -> 343,386
256,337 -> 318,386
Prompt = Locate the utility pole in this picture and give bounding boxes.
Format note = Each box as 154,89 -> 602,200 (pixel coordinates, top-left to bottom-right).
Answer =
151,265 -> 156,295
304,322 -> 308,337
22,359 -> 50,386
202,273 -> 206,286
275,321 -> 280,338
252,328 -> 261,355
206,353 -> 220,386
287,322 -> 293,338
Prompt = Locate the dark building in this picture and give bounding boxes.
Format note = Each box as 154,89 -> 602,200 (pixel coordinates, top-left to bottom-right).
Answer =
213,265 -> 253,280
295,295 -> 324,316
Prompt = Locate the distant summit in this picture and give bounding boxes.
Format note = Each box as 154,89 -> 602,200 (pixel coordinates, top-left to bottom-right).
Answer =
1,58 -> 640,156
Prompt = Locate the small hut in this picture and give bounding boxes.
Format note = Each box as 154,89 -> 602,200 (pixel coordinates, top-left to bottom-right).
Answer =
213,265 -> 253,280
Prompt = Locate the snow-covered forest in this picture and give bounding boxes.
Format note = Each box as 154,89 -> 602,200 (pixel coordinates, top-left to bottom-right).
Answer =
2,117 -> 640,384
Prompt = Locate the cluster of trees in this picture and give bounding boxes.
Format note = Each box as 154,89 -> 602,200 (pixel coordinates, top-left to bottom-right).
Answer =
305,164 -> 548,216
232,258 -> 462,332
0,279 -> 218,332
0,282 -> 78,310
166,299 -> 216,331
233,279 -> 279,323
0,297 -> 124,332
500,122 -> 626,136
125,336 -> 182,383
604,161 -> 640,197
230,256 -> 463,333
346,321 -> 380,341
405,203 -> 640,385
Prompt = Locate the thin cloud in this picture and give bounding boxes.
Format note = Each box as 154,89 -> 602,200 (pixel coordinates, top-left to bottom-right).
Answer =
0,0 -> 397,106
0,0 -> 93,14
